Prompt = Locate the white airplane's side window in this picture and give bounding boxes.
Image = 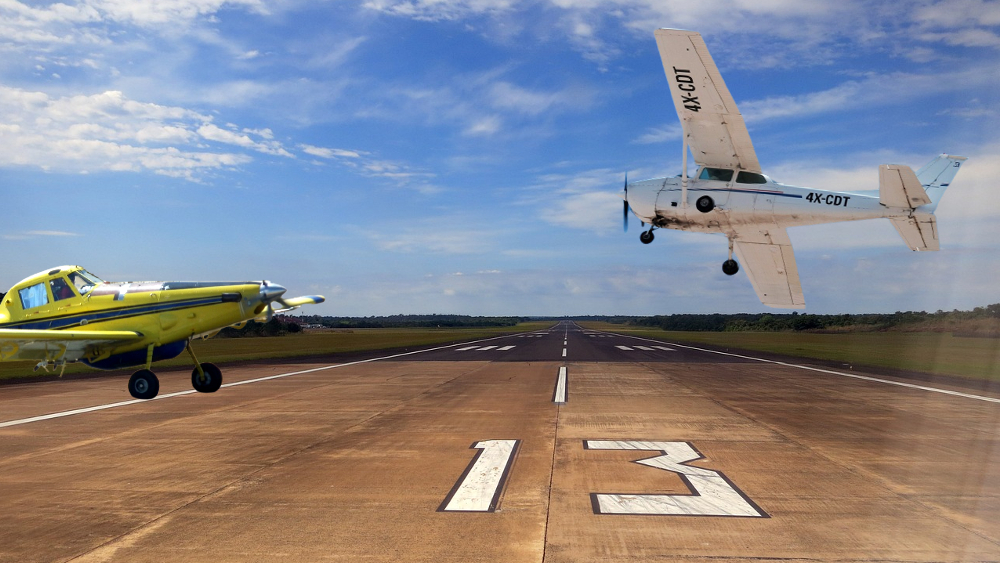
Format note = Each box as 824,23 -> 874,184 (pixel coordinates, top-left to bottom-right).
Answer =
18,283 -> 49,309
699,168 -> 734,182
736,171 -> 768,184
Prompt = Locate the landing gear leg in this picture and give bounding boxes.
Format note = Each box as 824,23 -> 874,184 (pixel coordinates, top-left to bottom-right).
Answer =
639,228 -> 655,244
128,344 -> 160,399
722,236 -> 739,276
187,341 -> 222,393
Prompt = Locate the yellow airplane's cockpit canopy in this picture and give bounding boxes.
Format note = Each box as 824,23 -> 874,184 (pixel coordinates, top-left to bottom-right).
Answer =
1,266 -> 104,317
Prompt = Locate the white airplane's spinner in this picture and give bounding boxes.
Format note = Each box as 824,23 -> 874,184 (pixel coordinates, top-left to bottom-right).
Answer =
624,29 -> 966,309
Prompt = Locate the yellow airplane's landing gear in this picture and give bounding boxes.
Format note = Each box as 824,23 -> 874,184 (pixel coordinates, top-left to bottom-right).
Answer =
129,369 -> 159,400
187,341 -> 222,393
191,363 -> 222,393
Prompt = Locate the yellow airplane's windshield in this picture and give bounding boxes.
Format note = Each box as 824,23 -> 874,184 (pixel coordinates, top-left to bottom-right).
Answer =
68,270 -> 103,296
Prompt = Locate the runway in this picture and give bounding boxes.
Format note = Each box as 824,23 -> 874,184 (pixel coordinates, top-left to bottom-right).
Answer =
1,321 -> 998,562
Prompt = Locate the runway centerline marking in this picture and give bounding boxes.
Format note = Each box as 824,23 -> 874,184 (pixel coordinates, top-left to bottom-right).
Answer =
553,367 -> 567,404
477,346 -> 498,351
561,348 -> 567,358
615,345 -> 633,351
497,345 -> 516,351
0,332 -> 528,429
602,331 -> 1000,404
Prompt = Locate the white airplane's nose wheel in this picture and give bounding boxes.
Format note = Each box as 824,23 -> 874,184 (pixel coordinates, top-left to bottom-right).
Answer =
128,369 -> 160,400
640,229 -> 655,244
192,362 -> 223,393
722,259 -> 740,276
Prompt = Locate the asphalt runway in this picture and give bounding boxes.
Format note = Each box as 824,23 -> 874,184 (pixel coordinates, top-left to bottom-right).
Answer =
1,321 -> 998,562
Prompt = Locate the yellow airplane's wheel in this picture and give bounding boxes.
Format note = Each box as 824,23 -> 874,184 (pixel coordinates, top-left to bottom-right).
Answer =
129,370 -> 159,400
192,363 -> 223,393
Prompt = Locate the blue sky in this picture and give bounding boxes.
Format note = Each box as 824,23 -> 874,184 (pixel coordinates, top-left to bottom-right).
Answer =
2,0 -> 999,315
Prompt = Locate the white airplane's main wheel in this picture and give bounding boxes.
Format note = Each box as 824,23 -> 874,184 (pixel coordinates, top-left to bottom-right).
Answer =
640,230 -> 654,244
722,259 -> 739,276
696,196 -> 714,213
129,369 -> 159,400
192,363 -> 223,393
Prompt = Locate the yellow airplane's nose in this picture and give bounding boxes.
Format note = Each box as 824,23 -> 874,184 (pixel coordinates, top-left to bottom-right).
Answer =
260,282 -> 287,302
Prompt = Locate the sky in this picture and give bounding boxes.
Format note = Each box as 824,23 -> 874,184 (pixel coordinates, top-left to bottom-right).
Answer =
1,0 -> 999,316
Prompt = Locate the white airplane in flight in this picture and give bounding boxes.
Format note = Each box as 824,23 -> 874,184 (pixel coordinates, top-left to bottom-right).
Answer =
623,28 -> 966,309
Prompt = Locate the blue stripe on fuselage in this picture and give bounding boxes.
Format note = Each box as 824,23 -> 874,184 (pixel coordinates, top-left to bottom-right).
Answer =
2,297 -> 225,331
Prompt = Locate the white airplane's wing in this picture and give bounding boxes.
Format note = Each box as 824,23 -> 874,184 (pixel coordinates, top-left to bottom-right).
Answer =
0,329 -> 141,362
732,225 -> 805,309
653,29 -> 760,173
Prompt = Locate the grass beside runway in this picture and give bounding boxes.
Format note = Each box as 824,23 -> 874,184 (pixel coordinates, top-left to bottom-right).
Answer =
0,321 -> 557,382
579,322 -> 1000,382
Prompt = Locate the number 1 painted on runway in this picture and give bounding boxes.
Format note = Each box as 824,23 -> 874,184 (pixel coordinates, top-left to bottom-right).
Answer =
439,440 -> 520,512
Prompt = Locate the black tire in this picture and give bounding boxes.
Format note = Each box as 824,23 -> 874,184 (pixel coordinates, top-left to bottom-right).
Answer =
722,259 -> 740,276
640,230 -> 654,244
192,362 -> 223,393
129,370 -> 159,400
696,196 -> 714,213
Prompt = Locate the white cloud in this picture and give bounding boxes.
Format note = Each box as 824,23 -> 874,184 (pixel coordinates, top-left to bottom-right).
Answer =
0,86 -> 300,179
632,123 -> 681,144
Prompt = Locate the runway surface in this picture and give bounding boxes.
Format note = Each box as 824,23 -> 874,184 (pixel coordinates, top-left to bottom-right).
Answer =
1,321 -> 998,562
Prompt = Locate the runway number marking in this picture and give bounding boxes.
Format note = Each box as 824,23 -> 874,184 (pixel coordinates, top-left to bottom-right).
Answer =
584,441 -> 767,517
440,440 -> 520,512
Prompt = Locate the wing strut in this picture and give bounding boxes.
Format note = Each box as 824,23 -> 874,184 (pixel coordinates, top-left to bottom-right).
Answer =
681,132 -> 689,208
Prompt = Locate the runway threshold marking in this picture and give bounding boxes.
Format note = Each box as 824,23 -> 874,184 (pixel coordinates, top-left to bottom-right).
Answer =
0,332 -> 527,429
605,332 -> 1000,404
553,366 -> 567,404
439,440 -> 520,512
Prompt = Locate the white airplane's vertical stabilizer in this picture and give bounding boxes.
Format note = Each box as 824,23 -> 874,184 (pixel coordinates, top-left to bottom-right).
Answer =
916,154 -> 967,210
880,155 -> 965,252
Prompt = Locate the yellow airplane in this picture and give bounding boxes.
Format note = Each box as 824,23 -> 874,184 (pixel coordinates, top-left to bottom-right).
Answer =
0,266 -> 324,399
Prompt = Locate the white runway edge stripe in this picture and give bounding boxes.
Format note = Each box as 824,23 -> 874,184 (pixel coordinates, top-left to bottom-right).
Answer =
605,331 -> 1000,405
0,332 -> 526,429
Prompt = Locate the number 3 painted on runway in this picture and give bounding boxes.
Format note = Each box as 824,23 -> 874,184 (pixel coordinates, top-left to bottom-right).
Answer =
585,440 -> 767,517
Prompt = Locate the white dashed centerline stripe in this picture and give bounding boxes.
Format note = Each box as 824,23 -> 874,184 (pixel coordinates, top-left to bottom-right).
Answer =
456,346 -> 478,351
0,332 -> 527,429
561,348 -> 567,358
615,345 -> 633,351
497,345 -> 515,351
634,346 -> 654,351
653,346 -> 675,351
477,346 -> 498,351
553,366 -> 567,404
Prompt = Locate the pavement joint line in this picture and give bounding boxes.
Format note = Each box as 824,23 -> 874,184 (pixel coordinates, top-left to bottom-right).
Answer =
0,331 -> 529,429
604,330 -> 1000,404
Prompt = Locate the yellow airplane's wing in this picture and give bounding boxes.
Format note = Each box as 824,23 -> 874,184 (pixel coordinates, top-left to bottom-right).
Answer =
654,28 -> 761,173
0,329 -> 142,362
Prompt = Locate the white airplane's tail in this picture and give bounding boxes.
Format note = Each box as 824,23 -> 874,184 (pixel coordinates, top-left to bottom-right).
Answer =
880,154 -> 966,252
915,154 -> 967,211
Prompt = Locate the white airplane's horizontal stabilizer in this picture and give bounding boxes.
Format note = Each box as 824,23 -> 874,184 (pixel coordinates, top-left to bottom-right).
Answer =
891,214 -> 939,251
879,164 -> 931,209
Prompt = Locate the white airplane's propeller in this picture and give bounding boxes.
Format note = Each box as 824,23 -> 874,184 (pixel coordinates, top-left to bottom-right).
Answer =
623,173 -> 629,232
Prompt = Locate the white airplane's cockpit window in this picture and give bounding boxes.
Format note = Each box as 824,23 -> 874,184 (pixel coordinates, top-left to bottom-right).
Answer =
736,171 -> 768,184
69,271 -> 101,295
699,168 -> 734,182
18,283 -> 49,310
49,278 -> 76,301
